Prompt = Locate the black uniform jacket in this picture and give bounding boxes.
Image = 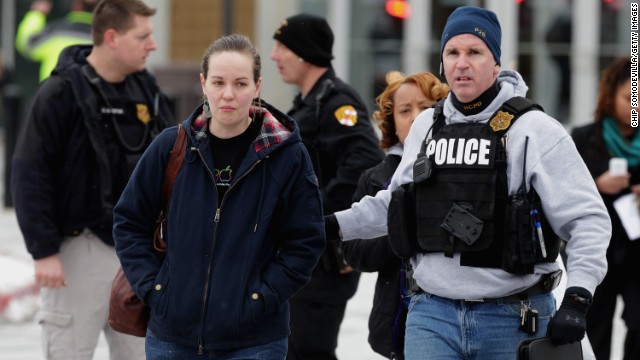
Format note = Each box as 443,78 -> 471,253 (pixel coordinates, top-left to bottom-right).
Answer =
287,67 -> 384,215
11,45 -> 173,259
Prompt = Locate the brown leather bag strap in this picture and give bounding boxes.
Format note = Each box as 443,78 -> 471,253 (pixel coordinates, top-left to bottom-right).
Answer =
161,124 -> 187,211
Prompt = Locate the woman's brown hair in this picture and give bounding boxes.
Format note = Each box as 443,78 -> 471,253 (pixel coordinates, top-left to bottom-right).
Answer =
594,57 -> 631,123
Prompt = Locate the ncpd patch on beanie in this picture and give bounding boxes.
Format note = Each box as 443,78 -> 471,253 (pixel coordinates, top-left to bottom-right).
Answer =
273,13 -> 334,67
440,6 -> 501,65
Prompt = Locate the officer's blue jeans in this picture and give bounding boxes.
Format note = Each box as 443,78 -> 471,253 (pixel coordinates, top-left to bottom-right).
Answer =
404,291 -> 556,360
145,330 -> 287,360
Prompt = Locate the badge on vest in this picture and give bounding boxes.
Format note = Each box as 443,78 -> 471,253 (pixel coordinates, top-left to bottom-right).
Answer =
137,103 -> 151,124
334,105 -> 358,126
489,111 -> 514,132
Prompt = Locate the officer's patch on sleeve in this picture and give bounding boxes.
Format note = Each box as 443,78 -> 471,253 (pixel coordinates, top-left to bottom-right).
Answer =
334,105 -> 358,126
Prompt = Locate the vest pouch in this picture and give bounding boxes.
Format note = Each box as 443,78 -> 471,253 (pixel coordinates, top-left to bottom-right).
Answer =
503,188 -> 536,274
388,183 -> 417,259
528,188 -> 560,264
503,186 -> 560,274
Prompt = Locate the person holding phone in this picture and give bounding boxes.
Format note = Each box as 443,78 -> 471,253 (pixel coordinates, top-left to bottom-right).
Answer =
571,57 -> 640,360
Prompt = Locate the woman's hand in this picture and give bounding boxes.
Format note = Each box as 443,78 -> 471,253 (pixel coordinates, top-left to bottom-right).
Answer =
595,171 -> 631,195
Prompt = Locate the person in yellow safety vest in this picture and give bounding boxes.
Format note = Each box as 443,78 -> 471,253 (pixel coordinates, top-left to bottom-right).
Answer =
16,0 -> 96,82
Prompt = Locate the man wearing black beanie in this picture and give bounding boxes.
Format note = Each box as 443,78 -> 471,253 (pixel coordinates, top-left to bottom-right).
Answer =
271,13 -> 384,360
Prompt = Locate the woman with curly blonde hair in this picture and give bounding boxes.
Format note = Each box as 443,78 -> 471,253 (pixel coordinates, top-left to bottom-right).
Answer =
341,71 -> 448,359
374,71 -> 449,150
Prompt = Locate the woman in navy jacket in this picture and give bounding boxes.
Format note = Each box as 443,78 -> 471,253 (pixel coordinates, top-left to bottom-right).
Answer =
113,34 -> 325,358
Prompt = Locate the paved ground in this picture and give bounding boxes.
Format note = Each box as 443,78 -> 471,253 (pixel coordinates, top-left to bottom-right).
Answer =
0,137 -> 626,359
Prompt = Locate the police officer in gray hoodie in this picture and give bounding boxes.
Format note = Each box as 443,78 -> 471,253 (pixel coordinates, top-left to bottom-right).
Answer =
325,6 -> 610,359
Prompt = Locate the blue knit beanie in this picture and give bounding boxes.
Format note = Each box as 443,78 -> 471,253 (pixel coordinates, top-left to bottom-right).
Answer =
440,6 -> 502,65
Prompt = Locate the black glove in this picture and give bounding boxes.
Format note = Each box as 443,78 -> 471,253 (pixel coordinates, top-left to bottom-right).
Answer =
322,214 -> 352,273
547,286 -> 592,345
324,214 -> 341,241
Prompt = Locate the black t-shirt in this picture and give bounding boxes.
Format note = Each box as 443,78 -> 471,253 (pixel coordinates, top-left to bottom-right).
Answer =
209,118 -> 262,204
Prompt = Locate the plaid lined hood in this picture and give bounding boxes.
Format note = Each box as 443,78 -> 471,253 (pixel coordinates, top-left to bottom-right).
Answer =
186,100 -> 298,156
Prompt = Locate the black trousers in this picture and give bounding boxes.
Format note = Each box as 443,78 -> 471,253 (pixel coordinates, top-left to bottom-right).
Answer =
586,260 -> 640,360
287,268 -> 360,360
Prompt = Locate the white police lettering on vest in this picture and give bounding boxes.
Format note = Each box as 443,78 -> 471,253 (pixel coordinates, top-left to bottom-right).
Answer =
426,137 -> 493,166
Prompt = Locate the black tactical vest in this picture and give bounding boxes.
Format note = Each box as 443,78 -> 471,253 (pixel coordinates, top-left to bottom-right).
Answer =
415,121 -> 508,268
413,97 -> 544,269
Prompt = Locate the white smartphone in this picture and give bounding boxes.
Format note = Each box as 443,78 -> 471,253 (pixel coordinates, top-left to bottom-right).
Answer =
609,157 -> 628,176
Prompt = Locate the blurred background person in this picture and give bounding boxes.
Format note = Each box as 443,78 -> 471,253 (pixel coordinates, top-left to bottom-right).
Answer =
271,13 -> 384,360
544,9 -> 572,123
572,56 -> 640,360
342,70 -> 449,360
16,0 -> 96,82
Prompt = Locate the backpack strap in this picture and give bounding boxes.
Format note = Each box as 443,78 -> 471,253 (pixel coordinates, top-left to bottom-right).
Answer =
162,124 -> 187,208
154,124 -> 187,253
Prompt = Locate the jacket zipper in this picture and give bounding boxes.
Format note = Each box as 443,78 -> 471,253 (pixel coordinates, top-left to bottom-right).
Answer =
194,147 -> 262,354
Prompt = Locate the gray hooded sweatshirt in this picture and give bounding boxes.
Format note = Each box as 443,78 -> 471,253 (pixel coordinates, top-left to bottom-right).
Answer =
335,70 -> 610,299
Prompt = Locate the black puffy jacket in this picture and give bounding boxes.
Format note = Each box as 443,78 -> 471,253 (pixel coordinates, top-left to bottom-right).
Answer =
342,150 -> 406,359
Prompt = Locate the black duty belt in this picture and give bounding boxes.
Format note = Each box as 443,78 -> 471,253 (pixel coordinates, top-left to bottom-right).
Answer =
463,269 -> 563,303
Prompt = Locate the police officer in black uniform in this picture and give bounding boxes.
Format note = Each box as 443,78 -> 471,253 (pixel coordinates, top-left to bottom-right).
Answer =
271,13 -> 384,360
11,1 -> 172,358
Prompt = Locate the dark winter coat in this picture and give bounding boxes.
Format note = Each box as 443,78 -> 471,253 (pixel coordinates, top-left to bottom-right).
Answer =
287,67 -> 384,215
113,102 -> 325,351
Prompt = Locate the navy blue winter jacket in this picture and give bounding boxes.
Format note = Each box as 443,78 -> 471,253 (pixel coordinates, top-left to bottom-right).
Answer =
113,102 -> 325,351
